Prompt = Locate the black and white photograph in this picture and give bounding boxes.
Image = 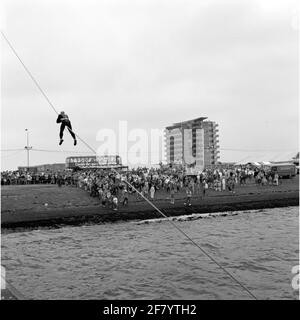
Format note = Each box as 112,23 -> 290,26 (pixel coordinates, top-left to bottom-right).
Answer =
1,0 -> 299,305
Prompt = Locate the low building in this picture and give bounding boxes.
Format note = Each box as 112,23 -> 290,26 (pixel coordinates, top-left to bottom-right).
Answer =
18,163 -> 66,173
65,155 -> 128,170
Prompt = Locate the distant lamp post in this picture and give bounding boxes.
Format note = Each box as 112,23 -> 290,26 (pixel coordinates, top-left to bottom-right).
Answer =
24,129 -> 33,171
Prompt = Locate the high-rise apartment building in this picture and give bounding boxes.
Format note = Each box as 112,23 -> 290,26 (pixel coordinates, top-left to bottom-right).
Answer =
202,120 -> 220,167
165,117 -> 220,172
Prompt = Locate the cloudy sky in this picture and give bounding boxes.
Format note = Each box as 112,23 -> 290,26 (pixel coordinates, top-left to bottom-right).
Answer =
1,0 -> 299,170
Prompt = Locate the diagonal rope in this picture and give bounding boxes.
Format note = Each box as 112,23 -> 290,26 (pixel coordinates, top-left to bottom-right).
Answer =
1,31 -> 59,116
1,272 -> 26,300
1,31 -> 100,155
1,31 -> 258,300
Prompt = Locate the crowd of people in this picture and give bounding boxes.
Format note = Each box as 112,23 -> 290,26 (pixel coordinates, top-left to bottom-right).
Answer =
1,171 -> 64,185
70,165 -> 282,209
1,164 -> 282,210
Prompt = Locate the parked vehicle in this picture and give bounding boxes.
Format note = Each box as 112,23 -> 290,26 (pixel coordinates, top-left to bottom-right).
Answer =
269,163 -> 297,178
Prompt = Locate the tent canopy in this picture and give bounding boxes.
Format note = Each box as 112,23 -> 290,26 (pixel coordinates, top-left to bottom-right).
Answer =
234,151 -> 298,165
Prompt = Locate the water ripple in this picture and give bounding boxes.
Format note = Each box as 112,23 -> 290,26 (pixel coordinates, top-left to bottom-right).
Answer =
1,206 -> 298,300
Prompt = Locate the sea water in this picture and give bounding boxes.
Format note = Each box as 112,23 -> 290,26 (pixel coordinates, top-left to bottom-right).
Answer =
1,206 -> 299,300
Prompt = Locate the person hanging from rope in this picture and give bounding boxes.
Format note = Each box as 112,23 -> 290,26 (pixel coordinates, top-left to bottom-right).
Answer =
56,111 -> 77,145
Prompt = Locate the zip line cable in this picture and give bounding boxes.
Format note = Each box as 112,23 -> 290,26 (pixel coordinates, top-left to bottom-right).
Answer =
1,149 -> 25,158
32,148 -> 94,154
220,148 -> 296,152
1,32 -> 59,116
1,147 -> 296,155
1,31 -> 258,300
1,148 -> 25,152
1,31 -> 99,155
31,149 -> 163,154
1,148 -> 93,154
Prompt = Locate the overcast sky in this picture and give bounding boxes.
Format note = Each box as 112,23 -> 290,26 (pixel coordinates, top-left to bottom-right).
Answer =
1,0 -> 299,170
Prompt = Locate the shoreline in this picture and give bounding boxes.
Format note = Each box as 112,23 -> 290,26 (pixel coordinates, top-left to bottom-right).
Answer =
1,180 -> 299,231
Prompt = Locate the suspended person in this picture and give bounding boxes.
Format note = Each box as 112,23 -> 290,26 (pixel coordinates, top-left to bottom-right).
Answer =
56,111 -> 77,145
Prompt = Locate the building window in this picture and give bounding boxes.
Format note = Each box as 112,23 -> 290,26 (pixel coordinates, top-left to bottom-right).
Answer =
170,136 -> 175,162
192,128 -> 196,157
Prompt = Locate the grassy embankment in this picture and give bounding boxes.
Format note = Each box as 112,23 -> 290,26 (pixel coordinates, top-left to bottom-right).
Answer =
1,176 -> 299,229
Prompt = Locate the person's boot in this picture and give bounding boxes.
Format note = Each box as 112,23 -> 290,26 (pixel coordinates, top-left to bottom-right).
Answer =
74,139 -> 77,146
59,139 -> 64,145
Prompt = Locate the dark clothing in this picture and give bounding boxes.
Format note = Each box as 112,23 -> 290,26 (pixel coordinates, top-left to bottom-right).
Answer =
59,121 -> 76,140
56,114 -> 76,140
56,114 -> 69,124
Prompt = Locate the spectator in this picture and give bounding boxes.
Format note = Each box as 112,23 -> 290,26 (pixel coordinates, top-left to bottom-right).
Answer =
150,185 -> 155,199
122,189 -> 129,206
184,187 -> 192,206
112,196 -> 118,211
170,185 -> 175,204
